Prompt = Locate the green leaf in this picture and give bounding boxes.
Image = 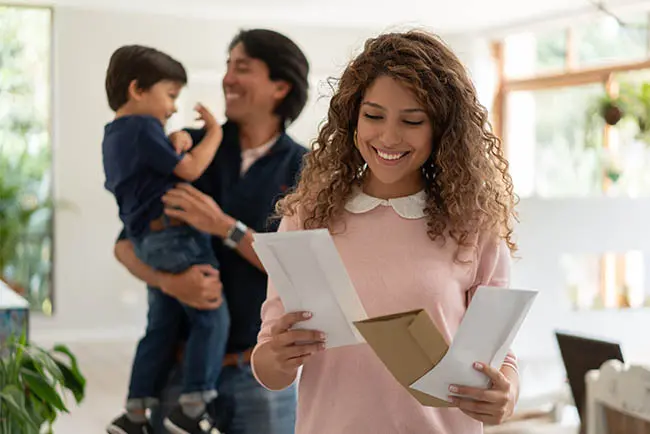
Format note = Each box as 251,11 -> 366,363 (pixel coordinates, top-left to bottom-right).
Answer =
52,345 -> 86,390
20,368 -> 67,413
53,360 -> 84,403
26,390 -> 54,426
23,348 -> 64,383
0,385 -> 39,432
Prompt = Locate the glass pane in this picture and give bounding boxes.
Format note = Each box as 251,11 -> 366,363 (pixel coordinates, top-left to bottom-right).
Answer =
598,69 -> 650,196
504,30 -> 566,78
0,6 -> 52,312
576,14 -> 648,67
506,85 -> 604,197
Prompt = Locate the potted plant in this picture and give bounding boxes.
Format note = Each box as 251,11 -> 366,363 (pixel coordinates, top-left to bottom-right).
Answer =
596,94 -> 625,126
622,82 -> 650,144
0,332 -> 86,433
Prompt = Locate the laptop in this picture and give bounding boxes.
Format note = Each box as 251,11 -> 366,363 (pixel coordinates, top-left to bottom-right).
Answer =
555,331 -> 624,431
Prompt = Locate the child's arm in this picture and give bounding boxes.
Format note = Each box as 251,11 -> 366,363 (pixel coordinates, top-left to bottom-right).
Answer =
173,103 -> 223,181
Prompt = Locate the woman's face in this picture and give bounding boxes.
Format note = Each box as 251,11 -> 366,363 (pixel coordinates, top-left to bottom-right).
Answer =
356,75 -> 433,199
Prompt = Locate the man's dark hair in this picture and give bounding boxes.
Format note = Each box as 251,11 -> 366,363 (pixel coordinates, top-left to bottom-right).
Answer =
105,45 -> 187,111
229,29 -> 310,127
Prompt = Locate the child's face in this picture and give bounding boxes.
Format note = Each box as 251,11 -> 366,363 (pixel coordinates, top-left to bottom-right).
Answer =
134,80 -> 182,125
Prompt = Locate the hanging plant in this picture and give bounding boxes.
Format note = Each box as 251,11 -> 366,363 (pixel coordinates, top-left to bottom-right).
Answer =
598,95 -> 624,126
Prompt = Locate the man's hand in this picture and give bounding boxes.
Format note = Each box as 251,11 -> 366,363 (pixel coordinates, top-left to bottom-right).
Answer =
169,130 -> 193,154
159,264 -> 224,310
162,183 -> 233,238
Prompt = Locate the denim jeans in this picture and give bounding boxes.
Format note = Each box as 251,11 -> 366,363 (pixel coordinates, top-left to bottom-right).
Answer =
128,225 -> 230,404
151,361 -> 297,434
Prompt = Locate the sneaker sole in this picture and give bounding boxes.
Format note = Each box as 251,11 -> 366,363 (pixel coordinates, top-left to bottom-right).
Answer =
106,425 -> 129,434
163,417 -> 221,434
163,418 -> 192,434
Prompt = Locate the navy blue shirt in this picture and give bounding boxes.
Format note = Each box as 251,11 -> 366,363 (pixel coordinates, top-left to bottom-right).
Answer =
118,122 -> 307,353
189,123 -> 307,352
103,115 -> 182,238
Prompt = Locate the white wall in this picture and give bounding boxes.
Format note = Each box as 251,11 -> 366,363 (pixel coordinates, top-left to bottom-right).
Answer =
39,6 -> 455,341
511,198 -> 650,363
35,6 -> 514,349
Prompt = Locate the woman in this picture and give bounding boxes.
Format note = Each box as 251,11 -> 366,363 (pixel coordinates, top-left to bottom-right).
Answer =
251,30 -> 519,433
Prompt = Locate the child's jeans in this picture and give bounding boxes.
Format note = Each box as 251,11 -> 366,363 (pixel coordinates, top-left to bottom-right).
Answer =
126,223 -> 230,410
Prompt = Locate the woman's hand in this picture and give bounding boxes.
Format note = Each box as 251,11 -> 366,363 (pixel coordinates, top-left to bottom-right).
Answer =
162,183 -> 234,237
448,362 -> 518,425
265,311 -> 326,376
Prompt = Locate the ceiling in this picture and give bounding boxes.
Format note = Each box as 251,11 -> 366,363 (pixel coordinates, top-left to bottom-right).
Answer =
10,0 -> 650,34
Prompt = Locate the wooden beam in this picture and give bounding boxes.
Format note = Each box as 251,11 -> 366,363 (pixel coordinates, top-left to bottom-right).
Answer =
490,41 -> 506,148
503,58 -> 650,92
565,28 -> 576,71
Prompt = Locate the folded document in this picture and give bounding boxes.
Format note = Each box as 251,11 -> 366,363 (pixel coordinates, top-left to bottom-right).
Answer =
253,229 -> 537,406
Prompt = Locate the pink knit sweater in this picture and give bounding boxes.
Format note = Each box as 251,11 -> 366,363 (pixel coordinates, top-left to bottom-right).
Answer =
254,199 -> 515,434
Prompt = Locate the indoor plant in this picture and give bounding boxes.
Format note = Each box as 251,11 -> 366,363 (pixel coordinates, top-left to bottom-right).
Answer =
0,332 -> 86,433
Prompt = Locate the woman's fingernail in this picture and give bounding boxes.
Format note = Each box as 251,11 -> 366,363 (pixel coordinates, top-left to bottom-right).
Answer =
319,343 -> 326,350
302,312 -> 312,319
319,332 -> 326,340
474,362 -> 483,370
449,385 -> 458,393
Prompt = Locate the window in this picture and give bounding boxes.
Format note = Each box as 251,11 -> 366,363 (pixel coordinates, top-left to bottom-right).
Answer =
495,11 -> 650,312
0,6 -> 53,313
561,251 -> 646,310
494,12 -> 650,199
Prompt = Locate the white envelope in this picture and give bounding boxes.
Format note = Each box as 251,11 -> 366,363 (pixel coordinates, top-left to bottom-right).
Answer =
410,286 -> 537,400
253,229 -> 368,348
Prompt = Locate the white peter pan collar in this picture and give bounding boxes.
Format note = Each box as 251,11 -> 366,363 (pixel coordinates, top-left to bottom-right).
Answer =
344,187 -> 427,219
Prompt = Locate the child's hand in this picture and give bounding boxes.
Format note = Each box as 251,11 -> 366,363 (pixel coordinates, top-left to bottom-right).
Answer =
169,131 -> 193,154
195,103 -> 219,131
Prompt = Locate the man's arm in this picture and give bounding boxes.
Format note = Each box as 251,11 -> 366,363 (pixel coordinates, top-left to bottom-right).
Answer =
212,215 -> 264,272
114,234 -> 223,310
114,238 -> 165,287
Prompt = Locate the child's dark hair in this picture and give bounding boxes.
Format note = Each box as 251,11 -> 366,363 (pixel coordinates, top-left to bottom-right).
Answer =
105,45 -> 187,111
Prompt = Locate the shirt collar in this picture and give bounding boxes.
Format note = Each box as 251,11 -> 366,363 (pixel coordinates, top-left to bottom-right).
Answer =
241,134 -> 279,159
344,187 -> 427,219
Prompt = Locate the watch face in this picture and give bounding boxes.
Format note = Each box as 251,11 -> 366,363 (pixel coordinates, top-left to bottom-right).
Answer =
226,221 -> 247,248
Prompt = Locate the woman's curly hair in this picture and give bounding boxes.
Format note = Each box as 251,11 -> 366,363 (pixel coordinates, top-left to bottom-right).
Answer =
278,30 -> 517,257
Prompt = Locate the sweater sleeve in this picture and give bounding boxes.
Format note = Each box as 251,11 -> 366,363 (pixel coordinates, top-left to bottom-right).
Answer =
467,235 -> 518,374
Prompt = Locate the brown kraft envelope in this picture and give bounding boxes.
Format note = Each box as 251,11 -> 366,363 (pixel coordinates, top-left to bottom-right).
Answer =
353,309 -> 452,407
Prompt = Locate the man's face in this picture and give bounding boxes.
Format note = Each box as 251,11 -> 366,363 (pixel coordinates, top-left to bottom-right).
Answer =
222,42 -> 288,123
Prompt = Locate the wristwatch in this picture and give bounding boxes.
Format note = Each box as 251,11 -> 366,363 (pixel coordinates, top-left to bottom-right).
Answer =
224,220 -> 248,249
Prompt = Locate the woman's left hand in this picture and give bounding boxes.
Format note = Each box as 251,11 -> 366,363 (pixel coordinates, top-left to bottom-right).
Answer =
162,183 -> 234,237
448,362 -> 518,425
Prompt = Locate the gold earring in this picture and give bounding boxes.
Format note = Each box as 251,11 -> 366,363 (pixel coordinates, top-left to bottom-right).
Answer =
353,131 -> 359,148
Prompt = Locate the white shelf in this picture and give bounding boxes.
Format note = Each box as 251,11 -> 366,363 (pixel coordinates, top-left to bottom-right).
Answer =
0,280 -> 29,309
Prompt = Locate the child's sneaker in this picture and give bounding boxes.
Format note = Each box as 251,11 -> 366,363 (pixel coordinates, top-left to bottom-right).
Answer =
106,413 -> 153,434
163,405 -> 221,434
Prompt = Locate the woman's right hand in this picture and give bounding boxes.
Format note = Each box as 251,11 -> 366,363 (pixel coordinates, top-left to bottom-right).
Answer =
266,311 -> 326,375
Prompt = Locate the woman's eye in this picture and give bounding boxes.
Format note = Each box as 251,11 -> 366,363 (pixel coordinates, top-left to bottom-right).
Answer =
364,113 -> 382,120
404,120 -> 424,126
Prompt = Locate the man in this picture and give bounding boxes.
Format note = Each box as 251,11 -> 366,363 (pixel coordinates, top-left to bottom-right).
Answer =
114,29 -> 309,434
